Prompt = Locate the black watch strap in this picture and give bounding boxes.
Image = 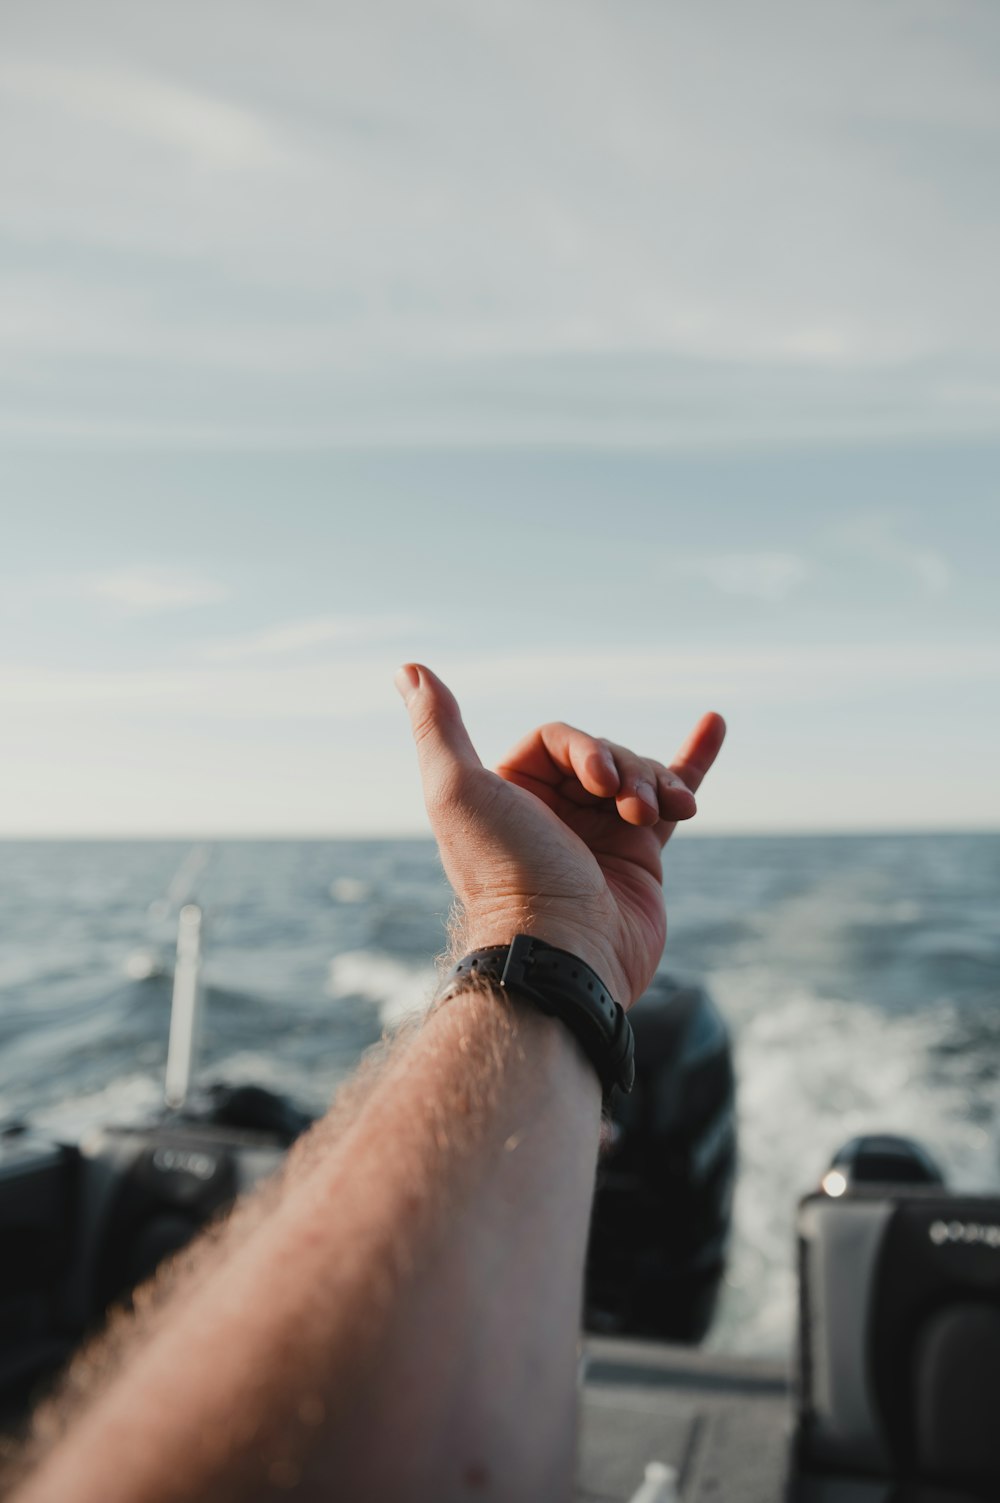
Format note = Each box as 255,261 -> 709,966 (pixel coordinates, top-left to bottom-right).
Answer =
440,935 -> 635,1099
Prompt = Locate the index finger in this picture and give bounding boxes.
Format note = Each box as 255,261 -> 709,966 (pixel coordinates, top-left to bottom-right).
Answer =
669,712 -> 727,794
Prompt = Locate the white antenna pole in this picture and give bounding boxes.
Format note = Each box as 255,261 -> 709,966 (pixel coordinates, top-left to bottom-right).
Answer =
164,904 -> 204,1109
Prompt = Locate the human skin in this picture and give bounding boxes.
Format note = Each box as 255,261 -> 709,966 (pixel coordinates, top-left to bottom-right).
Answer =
10,666 -> 724,1503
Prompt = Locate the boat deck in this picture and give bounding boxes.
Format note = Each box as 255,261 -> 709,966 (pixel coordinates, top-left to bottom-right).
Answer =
578,1336 -> 793,1502
578,1338 -> 988,1502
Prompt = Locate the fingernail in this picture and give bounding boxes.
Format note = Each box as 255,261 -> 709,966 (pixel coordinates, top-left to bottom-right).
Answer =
636,780 -> 658,811
394,664 -> 420,704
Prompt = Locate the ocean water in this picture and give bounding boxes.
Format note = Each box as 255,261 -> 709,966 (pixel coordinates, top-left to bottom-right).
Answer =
2,834 -> 999,1357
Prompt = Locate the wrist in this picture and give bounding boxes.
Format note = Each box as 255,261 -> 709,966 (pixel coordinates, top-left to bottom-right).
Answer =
438,936 -> 636,1100
455,908 -> 627,1008
431,973 -> 586,1052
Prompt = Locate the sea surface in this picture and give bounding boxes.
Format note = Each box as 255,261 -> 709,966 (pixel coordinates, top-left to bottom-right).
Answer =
2,834 -> 999,1357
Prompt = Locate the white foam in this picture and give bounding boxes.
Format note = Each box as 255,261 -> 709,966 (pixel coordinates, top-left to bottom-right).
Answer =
205,1049 -> 334,1108
33,1072 -> 165,1139
329,877 -> 373,905
123,945 -> 170,981
327,949 -> 437,1030
706,966 -> 998,1356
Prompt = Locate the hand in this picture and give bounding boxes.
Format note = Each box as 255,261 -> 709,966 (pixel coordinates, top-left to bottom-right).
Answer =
396,664 -> 725,1008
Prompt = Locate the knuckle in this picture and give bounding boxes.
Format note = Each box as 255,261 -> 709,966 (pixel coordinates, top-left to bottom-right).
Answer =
426,762 -> 476,814
425,768 -> 458,814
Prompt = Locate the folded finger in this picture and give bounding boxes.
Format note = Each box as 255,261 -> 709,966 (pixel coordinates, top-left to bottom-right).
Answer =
654,764 -> 698,822
497,723 -> 621,799
602,743 -> 665,827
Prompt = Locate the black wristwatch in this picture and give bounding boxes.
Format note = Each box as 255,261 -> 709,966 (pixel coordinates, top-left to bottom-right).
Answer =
439,934 -> 635,1100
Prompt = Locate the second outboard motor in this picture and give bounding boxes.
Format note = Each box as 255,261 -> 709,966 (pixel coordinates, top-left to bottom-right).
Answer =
585,973 -> 736,1343
797,1136 -> 1000,1501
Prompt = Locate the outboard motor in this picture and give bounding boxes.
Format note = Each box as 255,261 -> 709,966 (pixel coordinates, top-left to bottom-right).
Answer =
73,1083 -> 312,1322
0,1088 -> 311,1428
585,973 -> 736,1343
797,1136 -> 1000,1501
0,1125 -> 79,1421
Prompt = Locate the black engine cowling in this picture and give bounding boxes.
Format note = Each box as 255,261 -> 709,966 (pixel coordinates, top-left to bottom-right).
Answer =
585,973 -> 736,1343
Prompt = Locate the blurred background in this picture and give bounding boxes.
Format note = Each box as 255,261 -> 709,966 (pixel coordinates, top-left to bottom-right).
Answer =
2,0 -> 999,1355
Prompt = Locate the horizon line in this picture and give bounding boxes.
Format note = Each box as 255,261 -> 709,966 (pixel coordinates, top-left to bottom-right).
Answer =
2,826 -> 998,843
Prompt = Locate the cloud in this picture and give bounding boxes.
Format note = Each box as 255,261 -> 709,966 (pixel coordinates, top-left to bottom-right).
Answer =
82,568 -> 228,613
4,640 -> 997,719
831,516 -> 953,596
203,614 -> 418,662
0,59 -> 290,171
680,552 -> 809,602
907,549 -> 952,597
2,2 -> 1000,448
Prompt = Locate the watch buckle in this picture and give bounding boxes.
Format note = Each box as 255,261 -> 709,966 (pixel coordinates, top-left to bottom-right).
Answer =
499,933 -> 535,992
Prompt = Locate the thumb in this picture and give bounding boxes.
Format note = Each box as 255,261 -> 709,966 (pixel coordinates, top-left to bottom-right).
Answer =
394,663 -> 483,806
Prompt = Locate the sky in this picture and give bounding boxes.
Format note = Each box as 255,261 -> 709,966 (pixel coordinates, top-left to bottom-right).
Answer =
2,0 -> 999,835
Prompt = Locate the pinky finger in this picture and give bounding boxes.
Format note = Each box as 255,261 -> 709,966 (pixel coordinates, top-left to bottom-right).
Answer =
670,712 -> 727,795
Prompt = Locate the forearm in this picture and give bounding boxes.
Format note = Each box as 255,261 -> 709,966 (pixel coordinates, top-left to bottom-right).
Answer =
16,986 -> 601,1503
